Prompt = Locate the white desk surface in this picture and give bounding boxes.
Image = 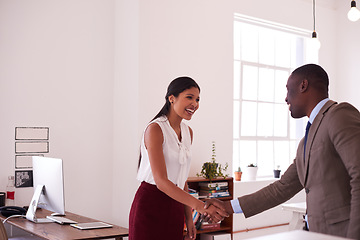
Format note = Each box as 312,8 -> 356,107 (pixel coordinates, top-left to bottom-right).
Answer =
246,230 -> 349,240
281,202 -> 306,213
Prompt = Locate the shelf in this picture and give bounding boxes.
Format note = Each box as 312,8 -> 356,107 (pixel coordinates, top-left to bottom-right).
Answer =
185,177 -> 233,239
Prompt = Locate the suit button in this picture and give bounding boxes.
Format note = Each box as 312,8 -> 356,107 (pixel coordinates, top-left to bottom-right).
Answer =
305,188 -> 310,194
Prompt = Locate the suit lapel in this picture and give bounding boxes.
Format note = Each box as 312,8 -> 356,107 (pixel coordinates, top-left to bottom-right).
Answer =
303,100 -> 337,185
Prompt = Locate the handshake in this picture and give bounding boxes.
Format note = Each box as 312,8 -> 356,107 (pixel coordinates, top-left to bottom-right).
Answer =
201,199 -> 234,223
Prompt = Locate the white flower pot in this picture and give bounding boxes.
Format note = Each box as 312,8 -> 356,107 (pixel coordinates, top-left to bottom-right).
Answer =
244,167 -> 258,181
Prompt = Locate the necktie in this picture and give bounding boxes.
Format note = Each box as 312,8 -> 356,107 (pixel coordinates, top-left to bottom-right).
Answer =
303,121 -> 312,161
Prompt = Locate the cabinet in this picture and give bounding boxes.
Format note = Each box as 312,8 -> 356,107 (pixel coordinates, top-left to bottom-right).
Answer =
185,177 -> 233,239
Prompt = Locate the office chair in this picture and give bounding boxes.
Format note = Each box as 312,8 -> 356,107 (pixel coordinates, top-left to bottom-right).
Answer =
1,219 -> 40,240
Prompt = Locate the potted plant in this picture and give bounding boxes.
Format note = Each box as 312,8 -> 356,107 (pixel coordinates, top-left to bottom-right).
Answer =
274,165 -> 281,178
234,166 -> 242,181
245,163 -> 258,181
197,141 -> 228,181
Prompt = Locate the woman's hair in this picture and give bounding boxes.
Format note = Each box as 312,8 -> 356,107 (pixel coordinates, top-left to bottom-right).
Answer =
150,76 -> 200,122
138,76 -> 200,169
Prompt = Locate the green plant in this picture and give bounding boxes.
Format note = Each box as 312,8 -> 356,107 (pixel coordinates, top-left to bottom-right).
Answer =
235,166 -> 242,172
197,141 -> 229,181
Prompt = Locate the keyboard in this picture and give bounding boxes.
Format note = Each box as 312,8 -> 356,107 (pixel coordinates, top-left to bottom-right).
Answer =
46,215 -> 78,224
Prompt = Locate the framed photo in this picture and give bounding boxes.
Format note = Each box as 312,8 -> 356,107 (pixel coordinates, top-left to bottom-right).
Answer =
15,127 -> 49,140
15,170 -> 33,188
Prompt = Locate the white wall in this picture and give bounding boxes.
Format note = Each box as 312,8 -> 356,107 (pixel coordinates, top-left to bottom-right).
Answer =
0,0 -> 116,222
1,0 -> 359,233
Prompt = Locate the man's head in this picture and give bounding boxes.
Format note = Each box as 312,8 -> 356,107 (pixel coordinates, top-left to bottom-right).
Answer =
285,64 -> 329,118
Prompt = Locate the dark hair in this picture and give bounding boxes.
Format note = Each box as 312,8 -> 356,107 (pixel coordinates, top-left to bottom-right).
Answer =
150,76 -> 200,122
291,64 -> 329,93
138,76 -> 200,169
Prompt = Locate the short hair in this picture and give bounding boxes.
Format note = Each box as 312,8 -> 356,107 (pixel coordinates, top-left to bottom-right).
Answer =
291,64 -> 329,93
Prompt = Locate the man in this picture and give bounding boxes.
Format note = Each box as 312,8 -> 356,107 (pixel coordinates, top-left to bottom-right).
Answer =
205,64 -> 360,239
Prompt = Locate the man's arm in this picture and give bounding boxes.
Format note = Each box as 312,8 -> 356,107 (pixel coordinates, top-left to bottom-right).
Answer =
204,163 -> 303,222
328,103 -> 360,239
238,163 -> 303,218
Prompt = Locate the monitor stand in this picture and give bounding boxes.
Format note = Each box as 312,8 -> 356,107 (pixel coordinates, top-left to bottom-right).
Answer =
26,185 -> 52,223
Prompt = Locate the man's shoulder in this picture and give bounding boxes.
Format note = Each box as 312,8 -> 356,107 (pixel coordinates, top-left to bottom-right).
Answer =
328,101 -> 360,115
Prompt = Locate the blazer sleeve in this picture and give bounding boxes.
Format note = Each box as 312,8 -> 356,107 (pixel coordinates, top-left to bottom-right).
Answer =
328,103 -> 360,239
238,162 -> 303,218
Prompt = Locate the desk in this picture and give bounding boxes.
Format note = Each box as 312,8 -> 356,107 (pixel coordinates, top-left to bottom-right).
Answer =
246,230 -> 349,240
0,209 -> 128,240
281,202 -> 306,230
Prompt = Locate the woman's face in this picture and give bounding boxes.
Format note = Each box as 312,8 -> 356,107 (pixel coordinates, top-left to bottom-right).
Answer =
170,87 -> 200,121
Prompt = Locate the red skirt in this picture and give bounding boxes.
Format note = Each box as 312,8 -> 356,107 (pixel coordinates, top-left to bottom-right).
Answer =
129,181 -> 184,240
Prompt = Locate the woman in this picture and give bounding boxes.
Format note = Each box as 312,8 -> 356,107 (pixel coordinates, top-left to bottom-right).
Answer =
129,77 -> 226,240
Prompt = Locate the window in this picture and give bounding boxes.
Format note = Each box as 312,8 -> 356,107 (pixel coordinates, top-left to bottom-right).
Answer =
233,14 -> 318,177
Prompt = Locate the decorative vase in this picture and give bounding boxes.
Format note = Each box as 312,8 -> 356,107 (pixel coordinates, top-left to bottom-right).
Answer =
245,167 -> 258,181
273,169 -> 281,178
234,171 -> 242,181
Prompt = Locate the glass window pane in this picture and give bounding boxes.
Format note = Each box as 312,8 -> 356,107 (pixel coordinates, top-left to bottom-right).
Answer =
257,103 -> 273,136
274,70 -> 289,103
242,65 -> 258,101
241,101 -> 257,136
274,141 -> 289,171
275,33 -> 291,67
258,68 -> 274,102
257,141 -> 273,176
240,140 -> 256,168
233,18 -> 316,178
233,140 -> 240,169
259,28 -> 275,65
290,140 -> 297,161
274,103 -> 288,137
234,61 -> 241,100
290,117 -> 306,140
241,23 -> 258,62
233,101 -> 240,138
290,116 -> 296,139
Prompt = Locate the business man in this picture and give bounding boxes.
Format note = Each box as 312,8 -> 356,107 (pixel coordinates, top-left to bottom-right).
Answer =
205,64 -> 360,239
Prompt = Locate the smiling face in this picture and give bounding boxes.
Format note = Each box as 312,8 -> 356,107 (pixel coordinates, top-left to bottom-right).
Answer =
169,86 -> 200,121
285,74 -> 307,119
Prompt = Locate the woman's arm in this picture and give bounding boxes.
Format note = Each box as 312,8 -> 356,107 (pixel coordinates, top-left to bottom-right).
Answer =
145,123 -> 225,220
184,184 -> 196,239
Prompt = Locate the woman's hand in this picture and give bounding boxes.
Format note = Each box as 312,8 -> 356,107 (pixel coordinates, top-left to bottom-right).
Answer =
197,203 -> 228,223
184,218 -> 196,239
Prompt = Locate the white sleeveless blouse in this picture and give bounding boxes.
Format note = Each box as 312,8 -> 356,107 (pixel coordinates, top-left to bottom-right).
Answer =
137,116 -> 192,189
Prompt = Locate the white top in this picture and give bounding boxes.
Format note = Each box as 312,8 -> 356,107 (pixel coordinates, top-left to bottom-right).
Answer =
137,116 -> 192,189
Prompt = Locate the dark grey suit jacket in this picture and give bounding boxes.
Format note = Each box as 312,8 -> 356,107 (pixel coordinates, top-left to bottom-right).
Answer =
238,100 -> 360,239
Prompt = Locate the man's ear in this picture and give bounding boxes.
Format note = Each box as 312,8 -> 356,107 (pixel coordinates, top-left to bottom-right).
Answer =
300,79 -> 309,93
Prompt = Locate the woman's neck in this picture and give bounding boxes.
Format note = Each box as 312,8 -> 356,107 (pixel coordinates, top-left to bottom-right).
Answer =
166,112 -> 182,139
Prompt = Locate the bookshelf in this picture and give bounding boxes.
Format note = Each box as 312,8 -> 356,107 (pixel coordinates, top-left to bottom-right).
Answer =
185,177 -> 233,239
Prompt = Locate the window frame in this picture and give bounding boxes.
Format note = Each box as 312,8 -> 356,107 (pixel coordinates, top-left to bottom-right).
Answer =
233,14 -> 317,178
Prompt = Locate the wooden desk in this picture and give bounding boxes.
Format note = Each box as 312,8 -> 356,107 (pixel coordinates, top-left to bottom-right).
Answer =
246,230 -> 349,240
1,209 -> 129,240
281,202 -> 306,230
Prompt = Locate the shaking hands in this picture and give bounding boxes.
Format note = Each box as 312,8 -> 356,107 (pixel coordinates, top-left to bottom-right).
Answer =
202,199 -> 234,223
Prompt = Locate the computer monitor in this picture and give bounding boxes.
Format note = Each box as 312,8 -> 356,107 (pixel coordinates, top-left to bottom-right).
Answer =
26,156 -> 66,223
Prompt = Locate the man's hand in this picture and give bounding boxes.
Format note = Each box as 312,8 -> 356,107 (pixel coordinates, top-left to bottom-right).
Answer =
202,199 -> 233,223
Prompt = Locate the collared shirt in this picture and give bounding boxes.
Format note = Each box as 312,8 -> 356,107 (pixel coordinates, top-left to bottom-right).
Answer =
230,98 -> 330,214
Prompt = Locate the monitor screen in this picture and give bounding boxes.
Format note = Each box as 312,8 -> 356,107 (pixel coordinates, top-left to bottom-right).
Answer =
31,156 -> 65,215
